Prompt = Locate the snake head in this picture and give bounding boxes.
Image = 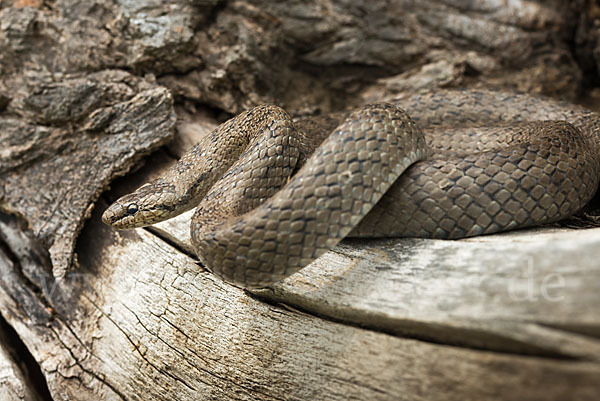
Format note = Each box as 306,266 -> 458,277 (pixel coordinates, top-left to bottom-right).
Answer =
102,182 -> 179,229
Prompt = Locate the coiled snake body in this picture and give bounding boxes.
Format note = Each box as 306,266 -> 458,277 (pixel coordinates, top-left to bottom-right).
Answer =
102,90 -> 600,288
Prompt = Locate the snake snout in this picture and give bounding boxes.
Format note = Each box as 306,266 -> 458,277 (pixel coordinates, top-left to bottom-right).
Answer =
102,193 -> 144,228
103,184 -> 183,228
101,209 -> 112,225
101,203 -> 125,227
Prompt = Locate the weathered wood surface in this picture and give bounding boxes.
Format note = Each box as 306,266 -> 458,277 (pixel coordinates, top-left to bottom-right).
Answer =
157,202 -> 600,360
1,0 -> 600,400
2,206 -> 600,400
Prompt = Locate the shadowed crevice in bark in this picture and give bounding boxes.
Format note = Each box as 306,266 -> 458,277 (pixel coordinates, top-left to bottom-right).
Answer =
0,288 -> 53,401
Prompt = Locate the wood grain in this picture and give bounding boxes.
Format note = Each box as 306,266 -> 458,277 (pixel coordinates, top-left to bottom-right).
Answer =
2,207 -> 599,400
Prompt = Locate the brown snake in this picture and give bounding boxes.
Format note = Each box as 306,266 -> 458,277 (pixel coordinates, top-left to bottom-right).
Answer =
102,89 -> 600,288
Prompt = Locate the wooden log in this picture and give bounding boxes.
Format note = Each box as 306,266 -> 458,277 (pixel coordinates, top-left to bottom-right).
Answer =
154,203 -> 600,361
2,204 -> 599,400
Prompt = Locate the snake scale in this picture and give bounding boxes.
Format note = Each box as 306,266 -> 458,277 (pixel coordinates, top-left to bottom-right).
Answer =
102,89 -> 600,288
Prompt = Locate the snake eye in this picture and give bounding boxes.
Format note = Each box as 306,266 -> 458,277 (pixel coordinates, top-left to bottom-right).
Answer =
126,203 -> 139,216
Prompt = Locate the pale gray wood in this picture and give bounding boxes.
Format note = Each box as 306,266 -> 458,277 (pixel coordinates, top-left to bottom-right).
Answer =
261,228 -> 600,359
2,213 -> 599,400
156,211 -> 600,361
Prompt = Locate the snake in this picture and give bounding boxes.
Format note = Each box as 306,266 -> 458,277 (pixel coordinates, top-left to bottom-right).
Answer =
102,89 -> 600,288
